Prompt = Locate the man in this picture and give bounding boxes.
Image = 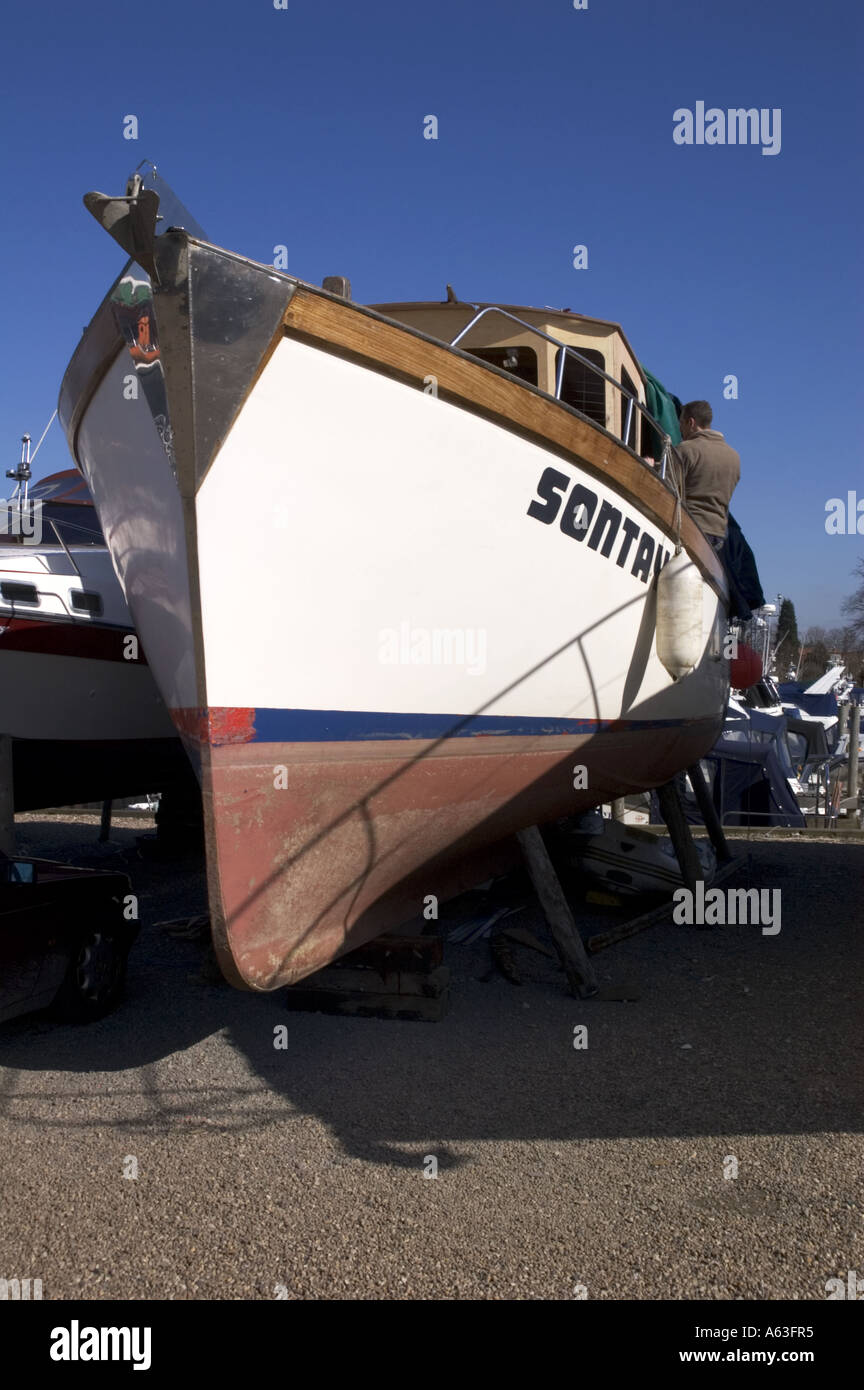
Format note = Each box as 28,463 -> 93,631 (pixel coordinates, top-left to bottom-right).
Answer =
668,401 -> 740,551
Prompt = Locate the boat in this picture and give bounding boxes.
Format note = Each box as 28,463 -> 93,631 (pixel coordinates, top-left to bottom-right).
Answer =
0,451 -> 191,811
778,668 -> 851,748
58,165 -> 730,989
682,697 -> 806,829
647,688 -> 845,832
568,813 -> 717,895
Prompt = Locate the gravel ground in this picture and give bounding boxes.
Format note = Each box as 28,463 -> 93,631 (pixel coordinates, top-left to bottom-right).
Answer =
1,815 -> 861,1301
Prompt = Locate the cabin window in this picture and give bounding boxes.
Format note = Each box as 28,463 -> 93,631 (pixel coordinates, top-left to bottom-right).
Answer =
0,582 -> 39,604
641,412 -> 662,461
468,346 -> 538,387
70,590 -> 103,616
620,367 -> 639,449
554,347 -> 606,426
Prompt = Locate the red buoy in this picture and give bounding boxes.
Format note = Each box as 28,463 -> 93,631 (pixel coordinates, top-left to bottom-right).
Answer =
730,642 -> 763,690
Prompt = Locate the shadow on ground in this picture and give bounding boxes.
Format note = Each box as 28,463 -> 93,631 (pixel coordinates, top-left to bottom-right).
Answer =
2,818 -> 862,1161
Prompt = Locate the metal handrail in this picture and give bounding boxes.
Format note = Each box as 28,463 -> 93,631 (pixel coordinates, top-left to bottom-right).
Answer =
48,518 -> 82,579
449,306 -> 673,480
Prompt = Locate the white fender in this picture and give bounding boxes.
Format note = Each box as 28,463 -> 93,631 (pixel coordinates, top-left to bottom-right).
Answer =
656,549 -> 703,679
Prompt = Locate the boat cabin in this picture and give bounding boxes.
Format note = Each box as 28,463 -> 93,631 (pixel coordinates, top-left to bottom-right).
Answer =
369,299 -> 656,457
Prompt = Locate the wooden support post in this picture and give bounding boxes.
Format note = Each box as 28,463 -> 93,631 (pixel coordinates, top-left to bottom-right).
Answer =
686,762 -> 732,863
516,825 -> 598,998
838,703 -> 849,738
0,734 -> 15,858
98,799 -> 113,843
655,778 -> 702,893
848,705 -> 860,803
610,798 -> 627,822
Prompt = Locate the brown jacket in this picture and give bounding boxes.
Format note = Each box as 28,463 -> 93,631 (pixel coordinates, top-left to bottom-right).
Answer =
668,429 -> 740,538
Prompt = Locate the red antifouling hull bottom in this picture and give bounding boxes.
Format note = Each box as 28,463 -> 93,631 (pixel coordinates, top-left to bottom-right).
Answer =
202,723 -> 720,990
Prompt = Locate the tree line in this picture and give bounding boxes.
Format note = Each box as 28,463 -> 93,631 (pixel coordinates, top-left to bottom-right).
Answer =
774,559 -> 864,685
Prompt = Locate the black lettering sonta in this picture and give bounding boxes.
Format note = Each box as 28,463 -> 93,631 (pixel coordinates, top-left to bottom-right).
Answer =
527,468 -> 662,586
526,467 -> 570,524
587,500 -> 621,558
654,546 -> 670,575
616,517 -> 640,567
631,534 -> 655,581
560,485 -> 598,539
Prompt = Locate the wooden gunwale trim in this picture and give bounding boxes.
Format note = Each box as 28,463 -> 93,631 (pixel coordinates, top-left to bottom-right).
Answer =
280,287 -> 727,599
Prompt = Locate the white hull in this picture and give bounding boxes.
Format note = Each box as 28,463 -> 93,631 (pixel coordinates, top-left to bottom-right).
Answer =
76,338 -> 726,732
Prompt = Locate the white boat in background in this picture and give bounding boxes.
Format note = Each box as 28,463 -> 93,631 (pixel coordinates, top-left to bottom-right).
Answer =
0,460 -> 189,810
58,166 -> 730,990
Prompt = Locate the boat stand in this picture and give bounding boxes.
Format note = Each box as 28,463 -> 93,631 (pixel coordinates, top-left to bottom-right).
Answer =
515,825 -> 599,998
588,768 -> 736,956
655,778 -> 703,892
283,932 -> 450,1021
656,764 -> 733,889
683,763 -> 733,865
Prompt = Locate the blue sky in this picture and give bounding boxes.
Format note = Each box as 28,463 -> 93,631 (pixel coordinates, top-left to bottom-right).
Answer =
1,0 -> 860,630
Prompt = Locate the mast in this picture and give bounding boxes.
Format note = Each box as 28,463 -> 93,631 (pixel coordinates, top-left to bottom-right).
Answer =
6,434 -> 32,506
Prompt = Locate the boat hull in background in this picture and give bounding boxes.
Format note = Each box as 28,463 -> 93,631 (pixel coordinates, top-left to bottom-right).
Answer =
0,496 -> 190,811
0,629 -> 188,812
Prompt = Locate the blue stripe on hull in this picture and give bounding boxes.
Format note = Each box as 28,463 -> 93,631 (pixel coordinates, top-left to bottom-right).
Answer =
250,707 -> 699,744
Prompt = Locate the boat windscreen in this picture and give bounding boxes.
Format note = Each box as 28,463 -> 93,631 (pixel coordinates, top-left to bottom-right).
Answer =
136,162 -> 208,241
40,503 -> 104,547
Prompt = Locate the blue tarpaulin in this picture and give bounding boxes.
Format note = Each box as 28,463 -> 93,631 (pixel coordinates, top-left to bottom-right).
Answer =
652,705 -> 805,829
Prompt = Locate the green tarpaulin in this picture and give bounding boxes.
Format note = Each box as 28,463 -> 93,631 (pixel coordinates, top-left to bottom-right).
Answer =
640,366 -> 682,461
